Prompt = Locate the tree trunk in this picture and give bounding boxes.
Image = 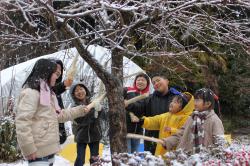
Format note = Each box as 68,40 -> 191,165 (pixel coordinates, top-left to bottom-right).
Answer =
107,50 -> 127,155
59,22 -> 127,156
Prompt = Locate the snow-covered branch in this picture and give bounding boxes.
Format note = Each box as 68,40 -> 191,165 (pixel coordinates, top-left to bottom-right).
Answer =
0,0 -> 249,61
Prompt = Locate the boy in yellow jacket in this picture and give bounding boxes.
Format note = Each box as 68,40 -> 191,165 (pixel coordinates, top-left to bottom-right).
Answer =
140,92 -> 194,156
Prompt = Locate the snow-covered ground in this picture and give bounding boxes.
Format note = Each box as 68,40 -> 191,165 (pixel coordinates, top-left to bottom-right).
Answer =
0,148 -> 110,166
1,136 -> 249,166
0,156 -> 71,166
0,144 -> 112,166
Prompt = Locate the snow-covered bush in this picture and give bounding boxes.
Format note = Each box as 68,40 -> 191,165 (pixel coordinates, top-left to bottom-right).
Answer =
92,151 -> 165,166
0,116 -> 22,162
165,135 -> 250,166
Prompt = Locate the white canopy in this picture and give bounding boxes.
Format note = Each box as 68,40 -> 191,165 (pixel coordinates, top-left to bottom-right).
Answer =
0,45 -> 152,111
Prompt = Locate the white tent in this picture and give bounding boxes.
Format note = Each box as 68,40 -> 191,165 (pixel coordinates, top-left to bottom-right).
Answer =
0,45 -> 151,112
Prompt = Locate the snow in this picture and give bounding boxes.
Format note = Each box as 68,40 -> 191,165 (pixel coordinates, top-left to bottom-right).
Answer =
1,136 -> 249,166
165,135 -> 250,166
0,156 -> 71,166
0,146 -> 111,166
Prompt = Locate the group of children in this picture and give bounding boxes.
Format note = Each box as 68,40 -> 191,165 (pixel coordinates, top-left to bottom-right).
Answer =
15,58 -> 224,166
125,73 -> 224,157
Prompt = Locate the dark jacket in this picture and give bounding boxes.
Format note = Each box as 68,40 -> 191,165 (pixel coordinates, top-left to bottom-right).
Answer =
51,60 -> 67,144
124,73 -> 150,134
71,83 -> 102,143
72,108 -> 102,143
124,85 -> 150,134
52,82 -> 66,109
52,59 -> 66,108
127,87 -> 180,153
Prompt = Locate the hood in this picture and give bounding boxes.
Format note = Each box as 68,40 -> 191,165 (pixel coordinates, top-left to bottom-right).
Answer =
70,82 -> 91,104
55,59 -> 64,83
175,92 -> 194,116
131,73 -> 150,94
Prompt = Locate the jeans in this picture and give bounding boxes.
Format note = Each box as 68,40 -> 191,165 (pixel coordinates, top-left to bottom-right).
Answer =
127,138 -> 140,153
74,141 -> 99,166
28,154 -> 55,166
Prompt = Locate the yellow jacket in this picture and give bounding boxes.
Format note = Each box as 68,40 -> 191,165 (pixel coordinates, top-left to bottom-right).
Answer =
142,92 -> 194,156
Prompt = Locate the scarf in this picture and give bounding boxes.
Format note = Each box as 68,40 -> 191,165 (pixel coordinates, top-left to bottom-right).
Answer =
40,80 -> 61,113
191,110 -> 210,153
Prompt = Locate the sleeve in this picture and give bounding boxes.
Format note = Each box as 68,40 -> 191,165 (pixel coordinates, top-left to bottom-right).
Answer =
123,87 -> 128,99
74,108 -> 96,126
126,96 -> 151,116
163,117 -> 191,150
170,127 -> 178,134
171,115 -> 191,134
212,116 -> 224,137
57,105 -> 88,123
52,82 -> 66,95
15,89 -> 39,157
142,114 -> 163,130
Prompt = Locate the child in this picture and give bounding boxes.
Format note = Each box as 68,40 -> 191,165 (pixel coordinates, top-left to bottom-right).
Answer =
141,92 -> 194,156
15,59 -> 90,166
124,73 -> 150,153
70,83 -> 102,166
161,88 -> 224,154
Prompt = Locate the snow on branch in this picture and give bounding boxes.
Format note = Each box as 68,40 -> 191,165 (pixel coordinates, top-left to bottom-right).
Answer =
0,0 -> 249,57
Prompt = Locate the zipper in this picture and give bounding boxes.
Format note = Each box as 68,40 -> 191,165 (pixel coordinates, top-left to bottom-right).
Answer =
134,123 -> 138,133
97,124 -> 101,137
88,124 -> 91,143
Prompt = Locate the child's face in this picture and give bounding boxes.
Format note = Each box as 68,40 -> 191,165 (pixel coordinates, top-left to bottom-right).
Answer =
49,65 -> 61,87
194,98 -> 210,111
74,85 -> 87,101
169,97 -> 182,113
135,77 -> 148,91
152,76 -> 169,93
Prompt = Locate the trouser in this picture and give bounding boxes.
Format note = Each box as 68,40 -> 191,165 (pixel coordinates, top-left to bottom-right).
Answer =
144,130 -> 158,154
127,138 -> 140,153
28,154 -> 55,166
74,141 -> 99,166
144,140 -> 157,155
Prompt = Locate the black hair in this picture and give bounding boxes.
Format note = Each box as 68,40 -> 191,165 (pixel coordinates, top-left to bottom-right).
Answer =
149,72 -> 168,80
54,59 -> 64,83
134,73 -> 150,86
173,93 -> 190,109
71,83 -> 91,104
194,88 -> 221,117
22,59 -> 57,91
48,58 -> 64,83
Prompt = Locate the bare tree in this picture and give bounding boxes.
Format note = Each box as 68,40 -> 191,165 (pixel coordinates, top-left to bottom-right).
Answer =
1,0 -> 250,161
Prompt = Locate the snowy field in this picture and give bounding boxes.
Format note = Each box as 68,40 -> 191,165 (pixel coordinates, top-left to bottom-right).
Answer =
0,145 -> 111,166
0,156 -> 71,166
0,136 -> 249,166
